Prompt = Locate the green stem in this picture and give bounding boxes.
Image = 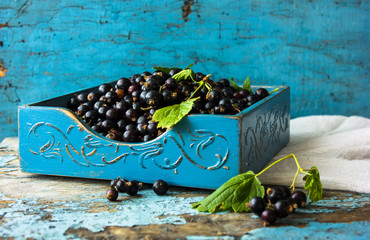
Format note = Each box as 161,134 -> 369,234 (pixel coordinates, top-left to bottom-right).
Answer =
188,74 -> 211,100
255,153 -> 312,191
268,88 -> 279,94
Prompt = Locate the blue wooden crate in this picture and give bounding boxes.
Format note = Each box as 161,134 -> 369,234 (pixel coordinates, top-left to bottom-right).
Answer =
18,85 -> 290,189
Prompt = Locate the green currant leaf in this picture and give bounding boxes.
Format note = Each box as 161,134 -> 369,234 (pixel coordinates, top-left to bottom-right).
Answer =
172,69 -> 195,82
304,166 -> 323,203
231,175 -> 264,212
152,66 -> 177,74
230,77 -> 242,91
152,97 -> 200,129
191,171 -> 264,213
243,76 -> 253,94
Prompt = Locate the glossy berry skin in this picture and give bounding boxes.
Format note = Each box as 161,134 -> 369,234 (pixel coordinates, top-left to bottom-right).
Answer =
87,91 -> 101,103
260,209 -> 277,226
164,78 -> 178,90
126,181 -> 140,196
123,130 -> 137,142
116,77 -> 131,90
76,93 -> 88,103
206,90 -> 223,103
275,199 -> 294,218
289,191 -> 307,208
98,84 -> 113,94
84,110 -> 99,124
169,68 -> 182,76
110,178 -> 120,188
105,108 -> 120,121
249,196 -> 266,216
106,188 -> 119,201
116,179 -> 129,193
153,180 -> 169,195
266,187 -> 285,204
76,104 -> 90,117
125,108 -> 139,123
255,88 -> 269,100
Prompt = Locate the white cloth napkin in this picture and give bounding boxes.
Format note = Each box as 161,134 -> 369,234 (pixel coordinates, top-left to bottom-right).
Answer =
258,115 -> 370,193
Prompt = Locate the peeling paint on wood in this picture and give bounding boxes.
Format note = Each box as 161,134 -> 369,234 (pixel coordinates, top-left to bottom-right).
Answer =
0,137 -> 370,239
0,0 -> 369,140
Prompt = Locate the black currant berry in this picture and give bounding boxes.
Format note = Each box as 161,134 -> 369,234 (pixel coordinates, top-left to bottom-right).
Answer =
76,93 -> 88,103
116,179 -> 129,193
98,83 -> 113,94
105,108 -> 121,121
116,77 -> 131,91
274,199 -> 294,218
84,110 -> 99,124
255,88 -> 269,100
153,180 -> 169,195
123,129 -> 137,142
169,68 -> 182,76
147,122 -> 158,135
98,105 -> 110,117
127,84 -> 140,96
116,119 -> 126,131
248,196 -> 266,216
145,90 -> 161,107
218,98 -> 232,114
217,78 -> 230,88
126,181 -> 140,196
195,72 -> 206,81
76,104 -> 90,117
67,96 -> 79,110
87,91 -> 101,103
106,188 -> 118,201
94,100 -> 107,110
260,209 -> 277,226
164,78 -> 178,90
266,187 -> 285,204
110,177 -> 120,188
125,108 -> 139,123
104,91 -> 118,104
289,191 -> 307,208
206,89 -> 223,103
115,100 -> 130,113
143,134 -> 155,142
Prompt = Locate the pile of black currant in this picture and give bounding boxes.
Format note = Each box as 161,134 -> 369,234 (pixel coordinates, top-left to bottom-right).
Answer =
106,177 -> 169,201
247,186 -> 307,226
67,67 -> 270,143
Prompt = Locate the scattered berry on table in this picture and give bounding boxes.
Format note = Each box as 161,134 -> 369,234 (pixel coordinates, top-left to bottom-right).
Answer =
106,188 -> 119,201
153,179 -> 169,196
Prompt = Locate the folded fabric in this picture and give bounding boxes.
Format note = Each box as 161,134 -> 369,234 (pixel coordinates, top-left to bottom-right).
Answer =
258,115 -> 370,194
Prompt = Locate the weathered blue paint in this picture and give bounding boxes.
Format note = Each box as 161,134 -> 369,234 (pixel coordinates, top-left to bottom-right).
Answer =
0,0 -> 369,140
18,86 -> 290,189
0,191 -> 204,240
243,221 -> 370,240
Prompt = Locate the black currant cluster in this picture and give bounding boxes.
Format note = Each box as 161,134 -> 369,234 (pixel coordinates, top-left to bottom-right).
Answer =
106,177 -> 169,201
67,68 -> 269,143
247,186 -> 307,226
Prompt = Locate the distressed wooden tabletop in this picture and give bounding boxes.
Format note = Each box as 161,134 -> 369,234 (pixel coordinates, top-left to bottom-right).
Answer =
1,137 -> 369,240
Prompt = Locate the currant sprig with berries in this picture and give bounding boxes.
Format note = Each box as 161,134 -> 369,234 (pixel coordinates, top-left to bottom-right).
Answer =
191,153 -> 323,213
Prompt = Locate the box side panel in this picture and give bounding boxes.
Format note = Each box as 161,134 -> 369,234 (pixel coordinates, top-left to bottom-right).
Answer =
18,107 -> 240,189
241,87 -> 290,174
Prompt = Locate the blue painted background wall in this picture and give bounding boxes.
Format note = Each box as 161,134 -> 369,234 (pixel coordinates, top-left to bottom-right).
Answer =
0,0 -> 369,140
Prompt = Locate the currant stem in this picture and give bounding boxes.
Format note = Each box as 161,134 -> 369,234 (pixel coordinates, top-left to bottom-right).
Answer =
255,153 -> 311,191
